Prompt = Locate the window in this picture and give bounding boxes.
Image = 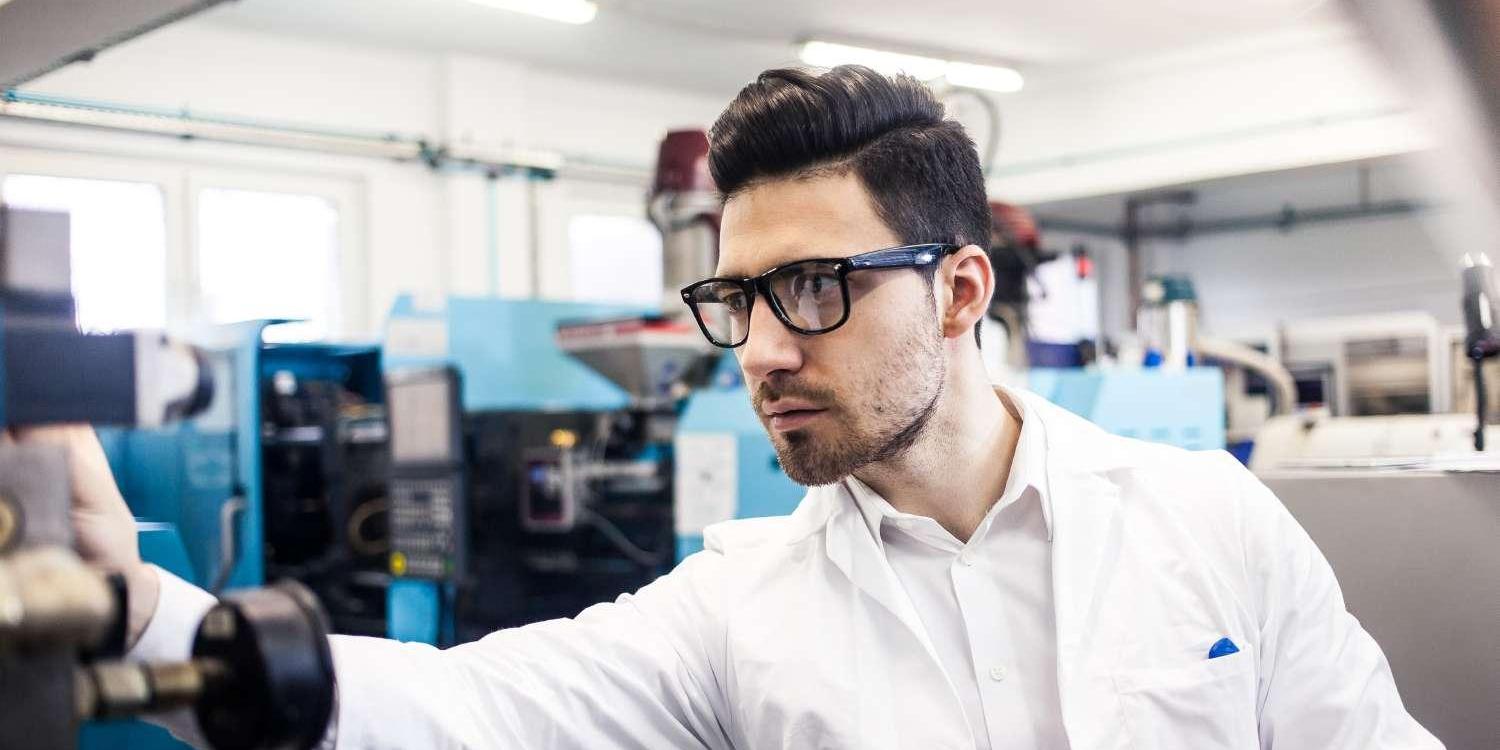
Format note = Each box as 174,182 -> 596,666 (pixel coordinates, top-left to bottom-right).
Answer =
196,187 -> 341,342
1,174 -> 168,332
567,214 -> 663,306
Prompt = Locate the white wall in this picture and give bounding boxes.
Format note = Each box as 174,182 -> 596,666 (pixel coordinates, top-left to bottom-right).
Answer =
1151,213 -> 1460,338
1,22 -> 726,336
1036,206 -> 1462,346
990,26 -> 1429,204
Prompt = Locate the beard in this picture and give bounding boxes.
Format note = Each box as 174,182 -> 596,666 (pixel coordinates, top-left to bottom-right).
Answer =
756,309 -> 946,486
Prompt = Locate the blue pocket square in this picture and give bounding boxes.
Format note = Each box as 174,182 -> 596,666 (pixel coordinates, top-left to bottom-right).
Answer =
1207,637 -> 1240,659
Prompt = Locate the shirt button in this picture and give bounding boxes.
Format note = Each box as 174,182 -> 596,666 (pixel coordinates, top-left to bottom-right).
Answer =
989,665 -> 1008,682
958,550 -> 974,566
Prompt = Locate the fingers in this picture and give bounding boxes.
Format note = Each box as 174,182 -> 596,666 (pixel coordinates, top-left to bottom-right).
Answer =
9,424 -> 128,513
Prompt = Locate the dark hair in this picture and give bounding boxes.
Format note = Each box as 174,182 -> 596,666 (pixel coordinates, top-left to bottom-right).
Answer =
708,65 -> 991,345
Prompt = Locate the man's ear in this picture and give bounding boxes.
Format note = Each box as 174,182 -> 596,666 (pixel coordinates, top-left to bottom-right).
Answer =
941,244 -> 994,341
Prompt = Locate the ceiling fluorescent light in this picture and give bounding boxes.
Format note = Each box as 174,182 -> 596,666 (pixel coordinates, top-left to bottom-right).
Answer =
799,40 -> 1024,93
463,0 -> 597,25
944,61 -> 1024,93
799,41 -> 948,81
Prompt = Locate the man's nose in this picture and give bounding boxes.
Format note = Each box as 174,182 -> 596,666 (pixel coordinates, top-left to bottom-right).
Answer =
737,296 -> 803,382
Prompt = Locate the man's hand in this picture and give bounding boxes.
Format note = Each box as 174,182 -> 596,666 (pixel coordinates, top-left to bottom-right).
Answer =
2,425 -> 160,647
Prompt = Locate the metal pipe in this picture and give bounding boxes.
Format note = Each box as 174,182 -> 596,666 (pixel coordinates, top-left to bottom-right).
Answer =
1123,197 -> 1142,329
1036,198 -> 1428,242
527,177 -> 542,299
486,172 -> 500,296
1196,335 -> 1300,417
0,89 -> 658,181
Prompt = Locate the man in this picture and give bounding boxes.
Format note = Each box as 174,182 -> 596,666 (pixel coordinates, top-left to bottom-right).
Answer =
48,66 -> 1438,749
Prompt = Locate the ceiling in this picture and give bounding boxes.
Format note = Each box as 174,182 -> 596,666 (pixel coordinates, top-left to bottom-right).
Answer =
196,0 -> 1349,97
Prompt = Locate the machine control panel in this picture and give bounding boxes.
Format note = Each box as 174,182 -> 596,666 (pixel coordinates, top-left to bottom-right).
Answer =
385,367 -> 466,582
388,474 -> 465,579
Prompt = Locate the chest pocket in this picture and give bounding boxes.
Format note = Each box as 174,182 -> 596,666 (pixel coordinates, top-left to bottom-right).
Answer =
1111,640 -> 1260,750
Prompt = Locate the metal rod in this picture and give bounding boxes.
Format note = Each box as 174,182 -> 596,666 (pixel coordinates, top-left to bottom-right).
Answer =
527,177 -> 542,299
1476,357 -> 1488,451
1036,199 -> 1427,242
0,89 -> 651,180
486,172 -> 500,296
1030,217 -> 1119,238
1123,197 -> 1142,330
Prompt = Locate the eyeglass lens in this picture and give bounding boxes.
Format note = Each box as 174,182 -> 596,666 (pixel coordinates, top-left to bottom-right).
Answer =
688,261 -> 847,345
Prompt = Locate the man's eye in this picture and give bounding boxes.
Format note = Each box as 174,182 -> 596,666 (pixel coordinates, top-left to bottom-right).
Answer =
722,293 -> 747,312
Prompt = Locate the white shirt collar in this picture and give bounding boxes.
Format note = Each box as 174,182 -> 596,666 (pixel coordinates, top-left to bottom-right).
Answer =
844,386 -> 1054,547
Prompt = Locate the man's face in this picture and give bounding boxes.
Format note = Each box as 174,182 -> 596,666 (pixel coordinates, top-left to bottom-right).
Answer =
717,172 -> 946,486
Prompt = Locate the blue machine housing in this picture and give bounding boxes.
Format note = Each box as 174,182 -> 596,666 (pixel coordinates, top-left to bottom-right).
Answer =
383,295 -> 649,411
100,325 -> 387,589
99,321 -> 283,591
673,381 -> 804,560
1028,367 -> 1226,451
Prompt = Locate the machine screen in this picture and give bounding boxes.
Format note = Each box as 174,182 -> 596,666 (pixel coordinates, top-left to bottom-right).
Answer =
389,376 -> 457,464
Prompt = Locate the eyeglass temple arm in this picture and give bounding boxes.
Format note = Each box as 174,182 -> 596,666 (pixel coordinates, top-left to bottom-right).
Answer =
845,244 -> 956,270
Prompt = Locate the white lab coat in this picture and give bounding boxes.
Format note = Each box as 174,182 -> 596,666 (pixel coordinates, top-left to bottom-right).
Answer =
144,390 -> 1443,749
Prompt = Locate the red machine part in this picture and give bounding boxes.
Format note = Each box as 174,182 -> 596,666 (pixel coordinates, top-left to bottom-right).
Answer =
652,130 -> 715,195
989,201 -> 1040,251
1074,250 -> 1094,280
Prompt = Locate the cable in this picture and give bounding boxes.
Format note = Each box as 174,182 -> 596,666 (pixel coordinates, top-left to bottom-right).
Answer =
209,496 -> 245,595
576,507 -> 667,568
942,88 -> 1003,176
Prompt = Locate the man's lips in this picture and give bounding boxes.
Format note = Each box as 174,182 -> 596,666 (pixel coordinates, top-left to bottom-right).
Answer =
763,399 -> 822,417
767,407 -> 826,431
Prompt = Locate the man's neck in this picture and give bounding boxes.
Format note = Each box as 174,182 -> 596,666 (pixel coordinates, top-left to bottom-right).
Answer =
852,365 -> 1021,543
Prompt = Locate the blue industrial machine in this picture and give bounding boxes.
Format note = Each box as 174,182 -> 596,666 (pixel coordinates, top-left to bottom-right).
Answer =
86,324 -> 386,749
97,321 -> 274,595
98,327 -> 389,631
381,295 -> 711,644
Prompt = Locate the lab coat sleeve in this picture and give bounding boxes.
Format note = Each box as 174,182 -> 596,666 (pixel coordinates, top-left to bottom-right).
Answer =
1235,462 -> 1444,750
331,548 -> 734,750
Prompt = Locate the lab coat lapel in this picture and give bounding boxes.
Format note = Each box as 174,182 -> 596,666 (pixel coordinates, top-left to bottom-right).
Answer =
1049,467 -> 1123,673
818,495 -> 974,749
822,493 -> 947,668
1026,392 -> 1128,744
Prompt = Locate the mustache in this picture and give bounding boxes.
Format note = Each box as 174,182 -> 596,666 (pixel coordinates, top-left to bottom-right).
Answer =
752,378 -> 838,413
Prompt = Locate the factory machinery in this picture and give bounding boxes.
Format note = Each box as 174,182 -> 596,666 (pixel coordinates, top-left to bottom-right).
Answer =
377,131 -> 804,643
0,205 -> 336,750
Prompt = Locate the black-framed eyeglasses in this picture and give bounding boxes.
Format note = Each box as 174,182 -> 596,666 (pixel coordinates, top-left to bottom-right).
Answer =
679,243 -> 959,349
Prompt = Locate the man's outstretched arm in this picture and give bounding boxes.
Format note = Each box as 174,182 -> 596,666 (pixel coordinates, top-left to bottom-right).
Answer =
41,425 -> 733,750
133,552 -> 734,750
